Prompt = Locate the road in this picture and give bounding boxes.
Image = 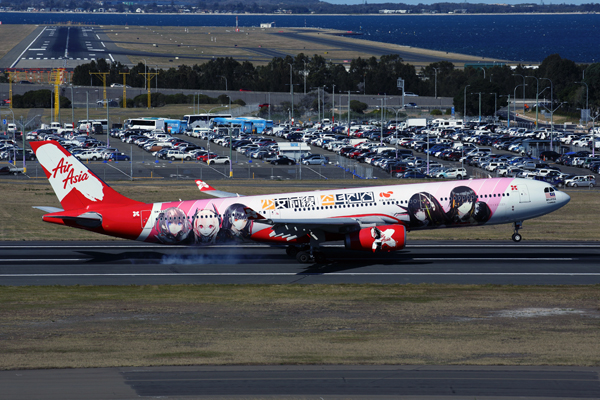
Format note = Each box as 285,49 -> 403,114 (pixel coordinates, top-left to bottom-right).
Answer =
2,365 -> 599,400
1,240 -> 599,285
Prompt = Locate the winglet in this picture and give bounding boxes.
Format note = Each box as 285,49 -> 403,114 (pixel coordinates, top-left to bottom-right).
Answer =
195,179 -> 216,192
195,180 -> 244,198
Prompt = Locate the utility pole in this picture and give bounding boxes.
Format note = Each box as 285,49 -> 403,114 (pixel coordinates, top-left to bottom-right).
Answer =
89,71 -> 109,108
140,71 -> 159,109
119,72 -> 130,108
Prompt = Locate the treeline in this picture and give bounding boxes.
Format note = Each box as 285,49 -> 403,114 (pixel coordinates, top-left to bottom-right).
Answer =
70,53 -> 597,117
4,0 -> 600,15
10,89 -> 70,109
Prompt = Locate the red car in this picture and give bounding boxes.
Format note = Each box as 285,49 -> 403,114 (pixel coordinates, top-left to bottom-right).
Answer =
197,152 -> 217,163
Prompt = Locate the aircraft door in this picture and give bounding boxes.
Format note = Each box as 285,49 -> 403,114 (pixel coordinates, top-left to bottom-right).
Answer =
518,185 -> 531,203
141,210 -> 152,228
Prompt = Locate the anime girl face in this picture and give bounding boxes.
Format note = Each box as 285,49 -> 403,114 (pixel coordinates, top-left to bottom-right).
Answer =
406,192 -> 447,228
448,186 -> 477,223
154,207 -> 192,244
222,203 -> 252,239
192,205 -> 221,244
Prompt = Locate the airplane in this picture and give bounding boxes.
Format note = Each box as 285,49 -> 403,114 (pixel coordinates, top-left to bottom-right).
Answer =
30,140 -> 570,263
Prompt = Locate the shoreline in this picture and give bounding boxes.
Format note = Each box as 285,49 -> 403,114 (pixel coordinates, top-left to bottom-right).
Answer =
0,11 -> 598,19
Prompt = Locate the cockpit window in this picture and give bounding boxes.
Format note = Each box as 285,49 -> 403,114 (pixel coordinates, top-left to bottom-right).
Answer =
544,187 -> 556,193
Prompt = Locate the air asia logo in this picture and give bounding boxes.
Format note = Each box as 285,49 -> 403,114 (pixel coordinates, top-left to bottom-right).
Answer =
52,157 -> 89,189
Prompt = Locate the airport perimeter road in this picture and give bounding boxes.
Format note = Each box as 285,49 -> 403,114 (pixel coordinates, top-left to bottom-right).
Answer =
1,241 -> 599,286
2,365 -> 600,400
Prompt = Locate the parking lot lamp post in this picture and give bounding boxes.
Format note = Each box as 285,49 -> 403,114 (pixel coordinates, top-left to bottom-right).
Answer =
541,78 -> 554,150
575,81 -> 589,124
488,92 -> 497,121
463,85 -> 470,123
288,64 -> 294,125
512,73 -> 526,114
433,67 -> 439,99
70,85 -> 74,127
513,84 -> 527,128
526,75 -> 540,127
332,84 -> 335,125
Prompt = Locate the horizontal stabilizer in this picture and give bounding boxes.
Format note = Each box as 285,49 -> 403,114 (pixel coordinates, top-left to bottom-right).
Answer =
33,206 -> 64,213
195,179 -> 243,198
45,211 -> 103,228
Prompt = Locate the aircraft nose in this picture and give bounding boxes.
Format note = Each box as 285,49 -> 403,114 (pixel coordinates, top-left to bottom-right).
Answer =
556,190 -> 571,208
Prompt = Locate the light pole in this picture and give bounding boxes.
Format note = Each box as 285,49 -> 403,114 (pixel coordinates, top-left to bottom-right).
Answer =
287,63 -> 294,125
469,92 -> 482,123
463,85 -> 470,123
514,84 -> 527,129
541,77 -> 554,149
488,92 -> 497,121
512,73 -> 526,114
70,85 -> 74,127
526,75 -> 540,128
576,81 -> 589,124
332,84 -> 336,125
141,58 -> 147,89
433,67 -> 439,99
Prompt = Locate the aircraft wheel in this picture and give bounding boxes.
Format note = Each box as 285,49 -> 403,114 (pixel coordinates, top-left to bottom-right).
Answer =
296,251 -> 312,263
512,233 -> 522,242
286,246 -> 299,257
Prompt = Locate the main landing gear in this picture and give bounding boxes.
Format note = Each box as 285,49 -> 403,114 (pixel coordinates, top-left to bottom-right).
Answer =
512,221 -> 523,242
286,245 -> 327,263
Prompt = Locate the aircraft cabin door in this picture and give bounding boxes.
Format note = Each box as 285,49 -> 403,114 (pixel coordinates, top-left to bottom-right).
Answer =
518,185 -> 531,203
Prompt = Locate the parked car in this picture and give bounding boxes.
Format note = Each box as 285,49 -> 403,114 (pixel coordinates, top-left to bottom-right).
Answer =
207,156 -> 230,165
107,152 -> 131,161
564,175 -> 595,188
0,164 -> 24,175
270,155 -> 296,165
302,155 -> 330,165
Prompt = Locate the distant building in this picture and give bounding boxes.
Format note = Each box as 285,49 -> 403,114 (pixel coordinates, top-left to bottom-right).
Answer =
379,9 -> 408,14
260,22 -> 275,28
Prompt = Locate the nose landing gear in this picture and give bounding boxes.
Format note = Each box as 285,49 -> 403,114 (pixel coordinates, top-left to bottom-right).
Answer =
512,221 -> 523,242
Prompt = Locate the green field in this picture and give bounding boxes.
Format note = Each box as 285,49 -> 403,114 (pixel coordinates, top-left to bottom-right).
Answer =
1,284 -> 599,370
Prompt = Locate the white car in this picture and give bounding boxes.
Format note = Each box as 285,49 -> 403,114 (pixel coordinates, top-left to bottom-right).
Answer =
436,167 -> 468,179
207,156 -> 230,165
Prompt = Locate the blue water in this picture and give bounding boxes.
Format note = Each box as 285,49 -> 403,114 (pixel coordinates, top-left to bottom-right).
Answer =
1,12 -> 599,63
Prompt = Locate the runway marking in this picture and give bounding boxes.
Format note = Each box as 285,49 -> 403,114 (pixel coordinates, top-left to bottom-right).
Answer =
1,273 -> 600,277
109,53 -> 115,62
0,258 -> 575,262
11,26 -> 47,67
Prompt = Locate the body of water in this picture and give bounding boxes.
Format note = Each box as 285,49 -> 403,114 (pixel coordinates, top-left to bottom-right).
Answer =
1,12 -> 598,63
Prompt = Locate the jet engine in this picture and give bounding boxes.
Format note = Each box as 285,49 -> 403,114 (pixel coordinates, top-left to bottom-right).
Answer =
344,225 -> 406,252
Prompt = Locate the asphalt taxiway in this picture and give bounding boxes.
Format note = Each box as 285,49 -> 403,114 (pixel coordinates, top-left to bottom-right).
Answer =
2,365 -> 599,400
1,240 -> 599,285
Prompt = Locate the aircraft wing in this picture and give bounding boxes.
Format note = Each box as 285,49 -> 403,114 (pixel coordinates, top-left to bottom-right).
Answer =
263,215 -> 401,236
195,180 -> 243,198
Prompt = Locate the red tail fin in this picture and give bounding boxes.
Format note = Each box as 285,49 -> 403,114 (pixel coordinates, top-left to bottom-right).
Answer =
30,141 -> 142,211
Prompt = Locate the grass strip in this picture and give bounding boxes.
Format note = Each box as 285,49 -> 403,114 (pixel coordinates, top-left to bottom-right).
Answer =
0,284 -> 599,369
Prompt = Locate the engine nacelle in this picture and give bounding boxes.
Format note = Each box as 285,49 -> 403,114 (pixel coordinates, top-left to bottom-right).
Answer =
344,225 -> 407,252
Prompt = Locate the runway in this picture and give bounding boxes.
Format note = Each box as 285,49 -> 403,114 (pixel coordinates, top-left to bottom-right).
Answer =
2,365 -> 600,400
1,240 -> 599,285
5,25 -> 130,69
